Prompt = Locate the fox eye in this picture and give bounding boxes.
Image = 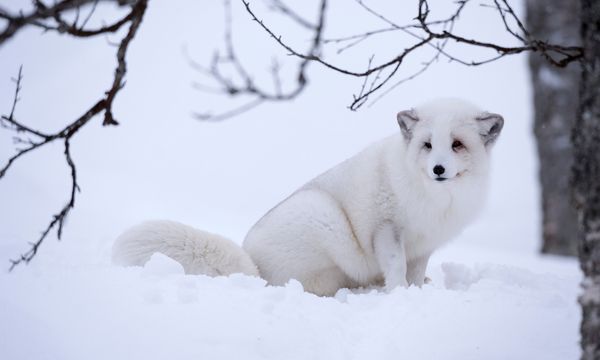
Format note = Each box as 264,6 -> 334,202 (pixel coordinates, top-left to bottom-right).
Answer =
423,142 -> 432,150
452,140 -> 464,150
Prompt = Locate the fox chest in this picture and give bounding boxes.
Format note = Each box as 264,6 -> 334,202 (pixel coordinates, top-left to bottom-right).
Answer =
397,191 -> 478,257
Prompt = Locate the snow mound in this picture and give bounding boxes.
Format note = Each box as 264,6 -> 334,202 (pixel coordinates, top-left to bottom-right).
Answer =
442,262 -> 558,290
142,252 -> 185,276
0,249 -> 580,360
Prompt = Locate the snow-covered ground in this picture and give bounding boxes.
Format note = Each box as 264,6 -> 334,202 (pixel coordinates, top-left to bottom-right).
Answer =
0,243 -> 580,360
0,0 -> 581,359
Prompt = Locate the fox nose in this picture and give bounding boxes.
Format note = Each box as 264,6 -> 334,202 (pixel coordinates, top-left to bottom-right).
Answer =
433,165 -> 445,176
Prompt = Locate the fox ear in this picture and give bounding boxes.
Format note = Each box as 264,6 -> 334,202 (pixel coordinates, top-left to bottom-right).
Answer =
397,109 -> 419,139
476,112 -> 504,146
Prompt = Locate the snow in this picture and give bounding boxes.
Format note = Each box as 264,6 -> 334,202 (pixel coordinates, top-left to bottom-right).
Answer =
142,252 -> 185,276
0,0 -> 582,359
0,244 -> 580,360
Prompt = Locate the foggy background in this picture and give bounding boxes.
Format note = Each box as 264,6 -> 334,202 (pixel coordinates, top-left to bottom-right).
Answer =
0,0 -> 538,266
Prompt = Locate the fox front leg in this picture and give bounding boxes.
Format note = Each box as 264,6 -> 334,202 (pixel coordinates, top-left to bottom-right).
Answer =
406,252 -> 431,286
374,223 -> 408,291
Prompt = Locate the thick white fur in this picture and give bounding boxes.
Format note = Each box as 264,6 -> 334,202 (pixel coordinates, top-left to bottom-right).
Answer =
112,220 -> 259,276
112,98 -> 502,296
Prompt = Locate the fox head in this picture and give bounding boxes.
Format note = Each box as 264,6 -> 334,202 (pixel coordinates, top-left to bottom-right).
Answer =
397,98 -> 503,184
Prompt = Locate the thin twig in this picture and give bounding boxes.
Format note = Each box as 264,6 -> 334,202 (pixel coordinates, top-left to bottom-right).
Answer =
4,0 -> 149,270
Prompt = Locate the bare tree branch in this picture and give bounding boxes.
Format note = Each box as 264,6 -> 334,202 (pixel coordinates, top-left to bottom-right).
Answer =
416,0 -> 581,67
200,0 -> 582,112
190,0 -> 327,121
266,0 -> 316,30
2,0 -> 148,270
0,0 -> 139,46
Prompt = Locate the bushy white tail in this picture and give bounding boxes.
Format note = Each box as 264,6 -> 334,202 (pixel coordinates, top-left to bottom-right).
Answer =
112,220 -> 259,277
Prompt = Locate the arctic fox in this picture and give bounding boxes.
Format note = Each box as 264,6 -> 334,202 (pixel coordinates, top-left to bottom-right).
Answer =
112,98 -> 503,296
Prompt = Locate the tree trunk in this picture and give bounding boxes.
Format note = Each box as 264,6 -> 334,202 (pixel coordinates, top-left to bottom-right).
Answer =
574,1 -> 600,358
526,0 -> 579,256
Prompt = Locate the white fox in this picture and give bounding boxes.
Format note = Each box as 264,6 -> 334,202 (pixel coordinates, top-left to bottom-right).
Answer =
112,98 -> 503,296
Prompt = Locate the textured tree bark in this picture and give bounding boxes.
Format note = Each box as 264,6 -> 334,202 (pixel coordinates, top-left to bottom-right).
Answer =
574,1 -> 600,358
526,0 -> 579,256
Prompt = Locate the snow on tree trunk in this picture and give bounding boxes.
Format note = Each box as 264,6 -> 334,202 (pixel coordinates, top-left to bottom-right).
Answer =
574,1 -> 600,358
526,0 -> 579,256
